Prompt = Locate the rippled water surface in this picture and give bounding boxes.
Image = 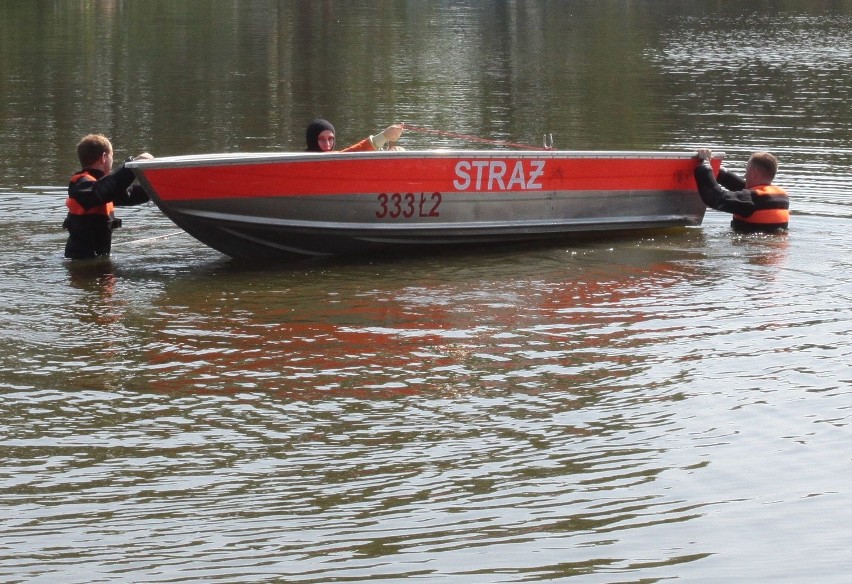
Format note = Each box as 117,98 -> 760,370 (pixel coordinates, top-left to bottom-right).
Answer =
1,1 -> 851,582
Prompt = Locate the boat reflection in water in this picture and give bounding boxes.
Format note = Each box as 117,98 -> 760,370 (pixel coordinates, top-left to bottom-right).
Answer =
138,233 -> 710,400
128,150 -> 718,261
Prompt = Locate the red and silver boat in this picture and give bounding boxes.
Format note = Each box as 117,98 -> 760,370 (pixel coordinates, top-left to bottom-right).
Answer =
127,150 -> 716,260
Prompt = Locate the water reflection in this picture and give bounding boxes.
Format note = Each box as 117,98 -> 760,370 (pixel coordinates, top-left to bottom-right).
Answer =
129,233 -> 715,403
65,259 -> 119,309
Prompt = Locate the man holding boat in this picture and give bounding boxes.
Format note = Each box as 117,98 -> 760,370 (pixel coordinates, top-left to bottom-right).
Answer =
694,148 -> 789,233
63,134 -> 153,259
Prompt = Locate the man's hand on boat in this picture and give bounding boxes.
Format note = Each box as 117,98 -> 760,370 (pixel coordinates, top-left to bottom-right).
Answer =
132,152 -> 154,161
695,148 -> 712,161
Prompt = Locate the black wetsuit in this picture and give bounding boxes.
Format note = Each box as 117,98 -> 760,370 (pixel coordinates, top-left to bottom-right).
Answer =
694,160 -> 789,233
63,161 -> 149,259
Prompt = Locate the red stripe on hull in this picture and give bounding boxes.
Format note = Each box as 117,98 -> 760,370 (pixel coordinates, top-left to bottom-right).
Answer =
139,155 -> 708,202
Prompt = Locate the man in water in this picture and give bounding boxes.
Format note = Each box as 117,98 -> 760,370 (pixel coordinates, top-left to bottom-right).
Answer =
694,148 -> 789,233
63,134 -> 153,259
305,119 -> 404,152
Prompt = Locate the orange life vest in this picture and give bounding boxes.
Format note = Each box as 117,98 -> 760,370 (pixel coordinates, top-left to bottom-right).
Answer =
733,185 -> 789,226
66,170 -> 115,216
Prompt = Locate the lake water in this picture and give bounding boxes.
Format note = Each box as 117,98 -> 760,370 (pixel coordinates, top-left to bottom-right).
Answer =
1,1 -> 851,582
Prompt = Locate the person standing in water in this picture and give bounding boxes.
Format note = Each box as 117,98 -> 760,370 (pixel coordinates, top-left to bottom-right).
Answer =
63,134 -> 153,259
305,119 -> 405,152
694,148 -> 789,233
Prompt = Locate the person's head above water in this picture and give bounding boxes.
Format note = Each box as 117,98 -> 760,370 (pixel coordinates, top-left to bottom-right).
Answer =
306,118 -> 336,152
745,151 -> 778,187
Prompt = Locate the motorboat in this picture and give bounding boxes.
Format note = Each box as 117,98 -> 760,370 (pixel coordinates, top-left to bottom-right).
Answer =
127,149 -> 716,260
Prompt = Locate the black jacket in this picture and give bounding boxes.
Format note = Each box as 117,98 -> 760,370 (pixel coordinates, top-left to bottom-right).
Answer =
694,161 -> 789,232
63,162 -> 149,259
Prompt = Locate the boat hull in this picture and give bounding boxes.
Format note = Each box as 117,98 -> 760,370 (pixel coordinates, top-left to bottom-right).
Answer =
128,150 -> 712,260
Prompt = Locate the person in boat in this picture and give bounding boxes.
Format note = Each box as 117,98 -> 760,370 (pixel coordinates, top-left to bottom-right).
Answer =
305,118 -> 405,152
63,134 -> 154,260
694,148 -> 789,233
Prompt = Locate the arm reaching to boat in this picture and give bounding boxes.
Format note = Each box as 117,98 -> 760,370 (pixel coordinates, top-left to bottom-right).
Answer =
342,123 -> 405,152
367,124 -> 405,150
306,118 -> 405,152
63,134 -> 155,259
114,153 -> 154,207
694,148 -> 789,233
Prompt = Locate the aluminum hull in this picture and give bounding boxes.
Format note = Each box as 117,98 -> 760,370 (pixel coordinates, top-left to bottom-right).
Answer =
128,150 -> 712,260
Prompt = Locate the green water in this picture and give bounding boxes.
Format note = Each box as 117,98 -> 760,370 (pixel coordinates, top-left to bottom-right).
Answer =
1,1 -> 851,582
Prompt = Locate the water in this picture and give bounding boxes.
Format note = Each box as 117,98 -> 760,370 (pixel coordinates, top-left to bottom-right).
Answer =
1,1 -> 851,582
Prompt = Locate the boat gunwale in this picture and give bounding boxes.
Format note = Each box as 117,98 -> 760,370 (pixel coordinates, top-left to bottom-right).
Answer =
127,149 -> 721,170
